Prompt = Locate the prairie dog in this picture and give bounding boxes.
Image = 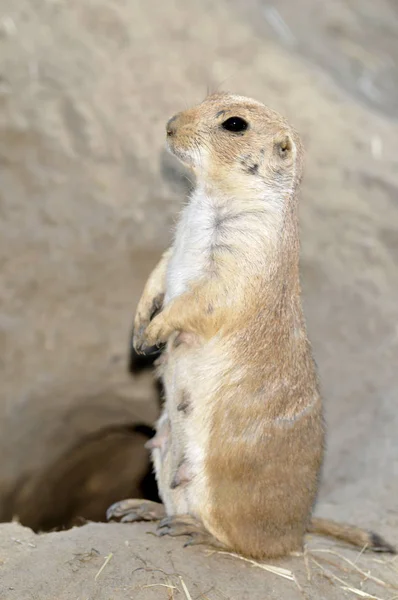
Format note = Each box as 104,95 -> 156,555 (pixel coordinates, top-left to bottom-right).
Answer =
108,93 -> 395,558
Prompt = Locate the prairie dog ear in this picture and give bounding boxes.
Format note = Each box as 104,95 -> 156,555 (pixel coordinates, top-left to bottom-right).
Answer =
273,133 -> 294,159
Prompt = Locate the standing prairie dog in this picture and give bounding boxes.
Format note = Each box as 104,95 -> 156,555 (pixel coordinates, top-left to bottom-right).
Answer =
108,93 -> 395,558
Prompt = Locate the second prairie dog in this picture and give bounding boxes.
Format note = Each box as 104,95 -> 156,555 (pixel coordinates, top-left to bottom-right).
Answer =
108,93 -> 395,558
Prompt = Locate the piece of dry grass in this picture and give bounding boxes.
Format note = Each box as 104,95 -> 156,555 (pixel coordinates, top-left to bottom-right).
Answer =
141,583 -> 178,592
179,577 -> 194,600
353,545 -> 369,565
341,587 -> 386,599
213,549 -> 303,592
94,552 -> 113,581
303,546 -> 312,582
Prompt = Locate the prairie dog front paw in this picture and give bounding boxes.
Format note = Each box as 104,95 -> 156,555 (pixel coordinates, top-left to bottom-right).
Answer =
135,311 -> 174,353
133,292 -> 164,353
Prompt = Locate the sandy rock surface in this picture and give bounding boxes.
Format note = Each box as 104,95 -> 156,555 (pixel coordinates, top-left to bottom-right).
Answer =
0,0 -> 397,597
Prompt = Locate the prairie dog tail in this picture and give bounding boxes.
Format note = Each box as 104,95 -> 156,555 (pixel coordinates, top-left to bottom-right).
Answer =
308,517 -> 396,553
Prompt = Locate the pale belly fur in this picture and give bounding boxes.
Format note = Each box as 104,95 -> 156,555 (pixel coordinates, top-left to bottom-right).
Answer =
164,190 -> 215,304
153,190 -> 225,518
155,339 -> 227,519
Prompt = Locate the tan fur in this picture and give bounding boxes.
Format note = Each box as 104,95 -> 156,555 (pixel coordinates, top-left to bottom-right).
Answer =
128,92 -> 395,558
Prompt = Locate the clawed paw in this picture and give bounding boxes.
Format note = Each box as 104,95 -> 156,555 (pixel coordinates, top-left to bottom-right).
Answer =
156,515 -> 222,549
132,293 -> 165,355
134,314 -> 173,354
106,499 -> 166,523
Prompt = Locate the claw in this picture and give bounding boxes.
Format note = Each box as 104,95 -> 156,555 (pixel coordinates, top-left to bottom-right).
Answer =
183,533 -> 218,547
156,527 -> 170,537
106,500 -> 129,521
136,343 -> 163,356
133,325 -> 165,355
157,516 -> 173,529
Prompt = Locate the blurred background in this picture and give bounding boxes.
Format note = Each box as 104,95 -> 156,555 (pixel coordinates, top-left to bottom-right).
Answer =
0,0 -> 397,536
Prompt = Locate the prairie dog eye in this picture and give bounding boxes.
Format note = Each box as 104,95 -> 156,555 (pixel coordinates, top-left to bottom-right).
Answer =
221,117 -> 248,133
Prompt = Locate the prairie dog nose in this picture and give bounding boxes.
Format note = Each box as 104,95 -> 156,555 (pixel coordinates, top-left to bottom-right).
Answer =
166,114 -> 178,137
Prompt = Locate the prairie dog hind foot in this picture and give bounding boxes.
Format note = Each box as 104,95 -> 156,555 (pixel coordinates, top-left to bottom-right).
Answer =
106,499 -> 165,523
157,514 -> 224,549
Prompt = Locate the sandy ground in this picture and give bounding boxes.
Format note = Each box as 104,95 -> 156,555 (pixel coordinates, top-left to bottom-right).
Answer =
0,0 -> 397,597
1,521 -> 398,600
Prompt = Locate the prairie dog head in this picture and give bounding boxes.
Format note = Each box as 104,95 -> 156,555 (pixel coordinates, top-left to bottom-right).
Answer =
166,92 -> 303,200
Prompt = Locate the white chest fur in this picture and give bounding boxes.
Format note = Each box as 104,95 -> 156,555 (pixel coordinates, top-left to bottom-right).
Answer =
164,189 -> 216,304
